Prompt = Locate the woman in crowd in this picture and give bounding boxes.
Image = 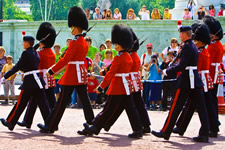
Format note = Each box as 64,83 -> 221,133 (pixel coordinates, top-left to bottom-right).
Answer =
208,4 -> 215,16
151,8 -> 161,20
126,8 -> 136,20
163,8 -> 172,20
103,49 -> 113,68
160,38 -> 179,61
99,44 -> 106,52
114,8 -> 122,20
101,9 -> 107,20
106,9 -> 113,20
183,8 -> 192,20
85,8 -> 91,20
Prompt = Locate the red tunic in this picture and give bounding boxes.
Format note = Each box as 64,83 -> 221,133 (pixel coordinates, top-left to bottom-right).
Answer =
130,52 -> 143,92
87,77 -> 99,93
38,48 -> 56,88
100,51 -> 133,95
207,40 -> 224,84
197,48 -> 213,92
51,36 -> 88,85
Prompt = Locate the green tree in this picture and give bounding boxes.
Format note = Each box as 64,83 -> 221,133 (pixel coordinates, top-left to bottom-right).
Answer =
2,0 -> 33,21
81,0 -> 97,10
30,0 -> 81,21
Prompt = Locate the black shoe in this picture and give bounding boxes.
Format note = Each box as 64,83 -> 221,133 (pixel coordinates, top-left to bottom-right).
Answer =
143,126 -> 151,134
103,125 -> 110,132
128,130 -> 143,139
193,136 -> 208,143
1,100 -> 8,105
151,130 -> 169,140
37,123 -> 54,133
83,123 -> 100,135
0,118 -> 14,131
172,127 -> 184,136
17,121 -> 31,129
77,129 -> 93,136
209,131 -> 218,138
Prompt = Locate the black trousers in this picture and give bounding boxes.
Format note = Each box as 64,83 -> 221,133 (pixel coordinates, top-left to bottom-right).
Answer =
93,94 -> 142,132
161,88 -> 209,137
175,90 -> 219,133
211,84 -> 219,120
162,81 -> 176,109
45,85 -> 94,129
6,88 -> 50,127
22,88 -> 56,125
104,91 -> 151,130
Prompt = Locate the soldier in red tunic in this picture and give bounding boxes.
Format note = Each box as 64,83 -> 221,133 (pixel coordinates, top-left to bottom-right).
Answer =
172,23 -> 219,138
37,6 -> 94,133
204,16 -> 224,127
17,22 -> 57,129
80,24 -> 143,138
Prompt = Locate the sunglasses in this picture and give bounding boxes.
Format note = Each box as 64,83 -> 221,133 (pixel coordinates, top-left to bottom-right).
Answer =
172,41 -> 177,43
147,47 -> 152,49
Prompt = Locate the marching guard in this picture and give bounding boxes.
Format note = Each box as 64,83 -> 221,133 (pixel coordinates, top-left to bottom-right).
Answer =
17,22 -> 57,129
37,6 -> 94,133
151,26 -> 209,143
0,36 -> 50,131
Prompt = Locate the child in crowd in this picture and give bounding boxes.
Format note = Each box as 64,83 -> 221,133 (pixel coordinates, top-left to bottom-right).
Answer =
145,52 -> 162,110
103,49 -> 113,67
87,73 -> 99,108
1,55 -> 16,105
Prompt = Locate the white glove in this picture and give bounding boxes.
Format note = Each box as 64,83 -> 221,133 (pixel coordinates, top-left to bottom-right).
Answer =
163,69 -> 167,76
1,77 -> 5,83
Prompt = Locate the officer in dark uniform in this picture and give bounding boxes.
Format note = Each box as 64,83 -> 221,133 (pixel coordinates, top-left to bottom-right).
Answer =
0,36 -> 50,131
151,26 -> 209,143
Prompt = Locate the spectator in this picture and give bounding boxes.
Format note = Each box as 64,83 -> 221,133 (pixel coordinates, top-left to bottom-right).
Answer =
101,39 -> 118,60
87,73 -> 99,108
145,53 -> 162,110
138,5 -> 150,20
103,49 -> 113,67
53,44 -> 63,101
160,52 -> 177,111
218,4 -> 225,16
85,36 -> 100,60
0,46 -> 6,75
93,7 -> 102,20
1,55 -> 16,105
151,8 -> 161,20
114,8 -> 122,20
99,44 -> 106,52
106,9 -> 113,20
140,43 -> 153,104
182,8 -> 192,20
85,8 -> 91,20
160,38 -> 179,61
187,0 -> 196,17
195,6 -> 207,20
60,38 -> 72,53
102,9 -> 107,20
163,8 -> 172,20
90,52 -> 105,83
208,4 -> 215,16
126,8 -> 136,20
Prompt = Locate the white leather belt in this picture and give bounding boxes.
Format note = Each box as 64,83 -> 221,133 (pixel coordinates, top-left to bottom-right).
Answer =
40,69 -> 48,89
115,73 -> 130,95
68,61 -> 85,83
211,63 -> 220,84
24,70 -> 43,89
199,70 -> 209,92
130,72 -> 139,92
185,66 -> 197,89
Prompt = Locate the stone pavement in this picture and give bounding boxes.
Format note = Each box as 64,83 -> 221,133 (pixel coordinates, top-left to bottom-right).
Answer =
0,105 -> 224,150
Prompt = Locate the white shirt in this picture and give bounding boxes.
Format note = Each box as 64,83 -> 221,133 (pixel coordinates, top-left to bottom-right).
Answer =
114,13 -> 122,20
161,47 -> 179,55
140,11 -> 150,20
140,53 -> 152,79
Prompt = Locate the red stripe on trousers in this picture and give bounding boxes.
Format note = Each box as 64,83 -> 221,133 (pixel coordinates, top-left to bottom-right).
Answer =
162,89 -> 181,132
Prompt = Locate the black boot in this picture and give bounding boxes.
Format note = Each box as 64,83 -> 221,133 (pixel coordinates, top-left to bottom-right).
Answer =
0,118 -> 14,131
172,127 -> 184,136
142,126 -> 151,134
17,121 -> 31,129
128,130 -> 143,139
83,123 -> 100,135
151,130 -> 170,140
209,131 -> 218,138
77,129 -> 93,136
37,123 -> 54,133
193,136 -> 208,143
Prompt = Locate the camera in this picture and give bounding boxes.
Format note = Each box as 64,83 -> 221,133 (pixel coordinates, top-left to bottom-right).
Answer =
151,55 -> 157,63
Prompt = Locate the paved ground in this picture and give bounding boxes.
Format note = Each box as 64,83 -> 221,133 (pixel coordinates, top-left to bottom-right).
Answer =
0,105 -> 224,150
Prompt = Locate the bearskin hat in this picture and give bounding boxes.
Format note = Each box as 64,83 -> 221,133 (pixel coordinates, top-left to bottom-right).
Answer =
129,28 -> 139,52
111,24 -> 133,50
68,6 -> 88,30
36,22 -> 56,48
191,23 -> 210,45
203,15 -> 223,40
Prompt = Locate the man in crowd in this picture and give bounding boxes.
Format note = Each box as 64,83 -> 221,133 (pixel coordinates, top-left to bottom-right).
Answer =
60,38 -> 72,53
93,7 -> 102,20
85,36 -> 100,60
